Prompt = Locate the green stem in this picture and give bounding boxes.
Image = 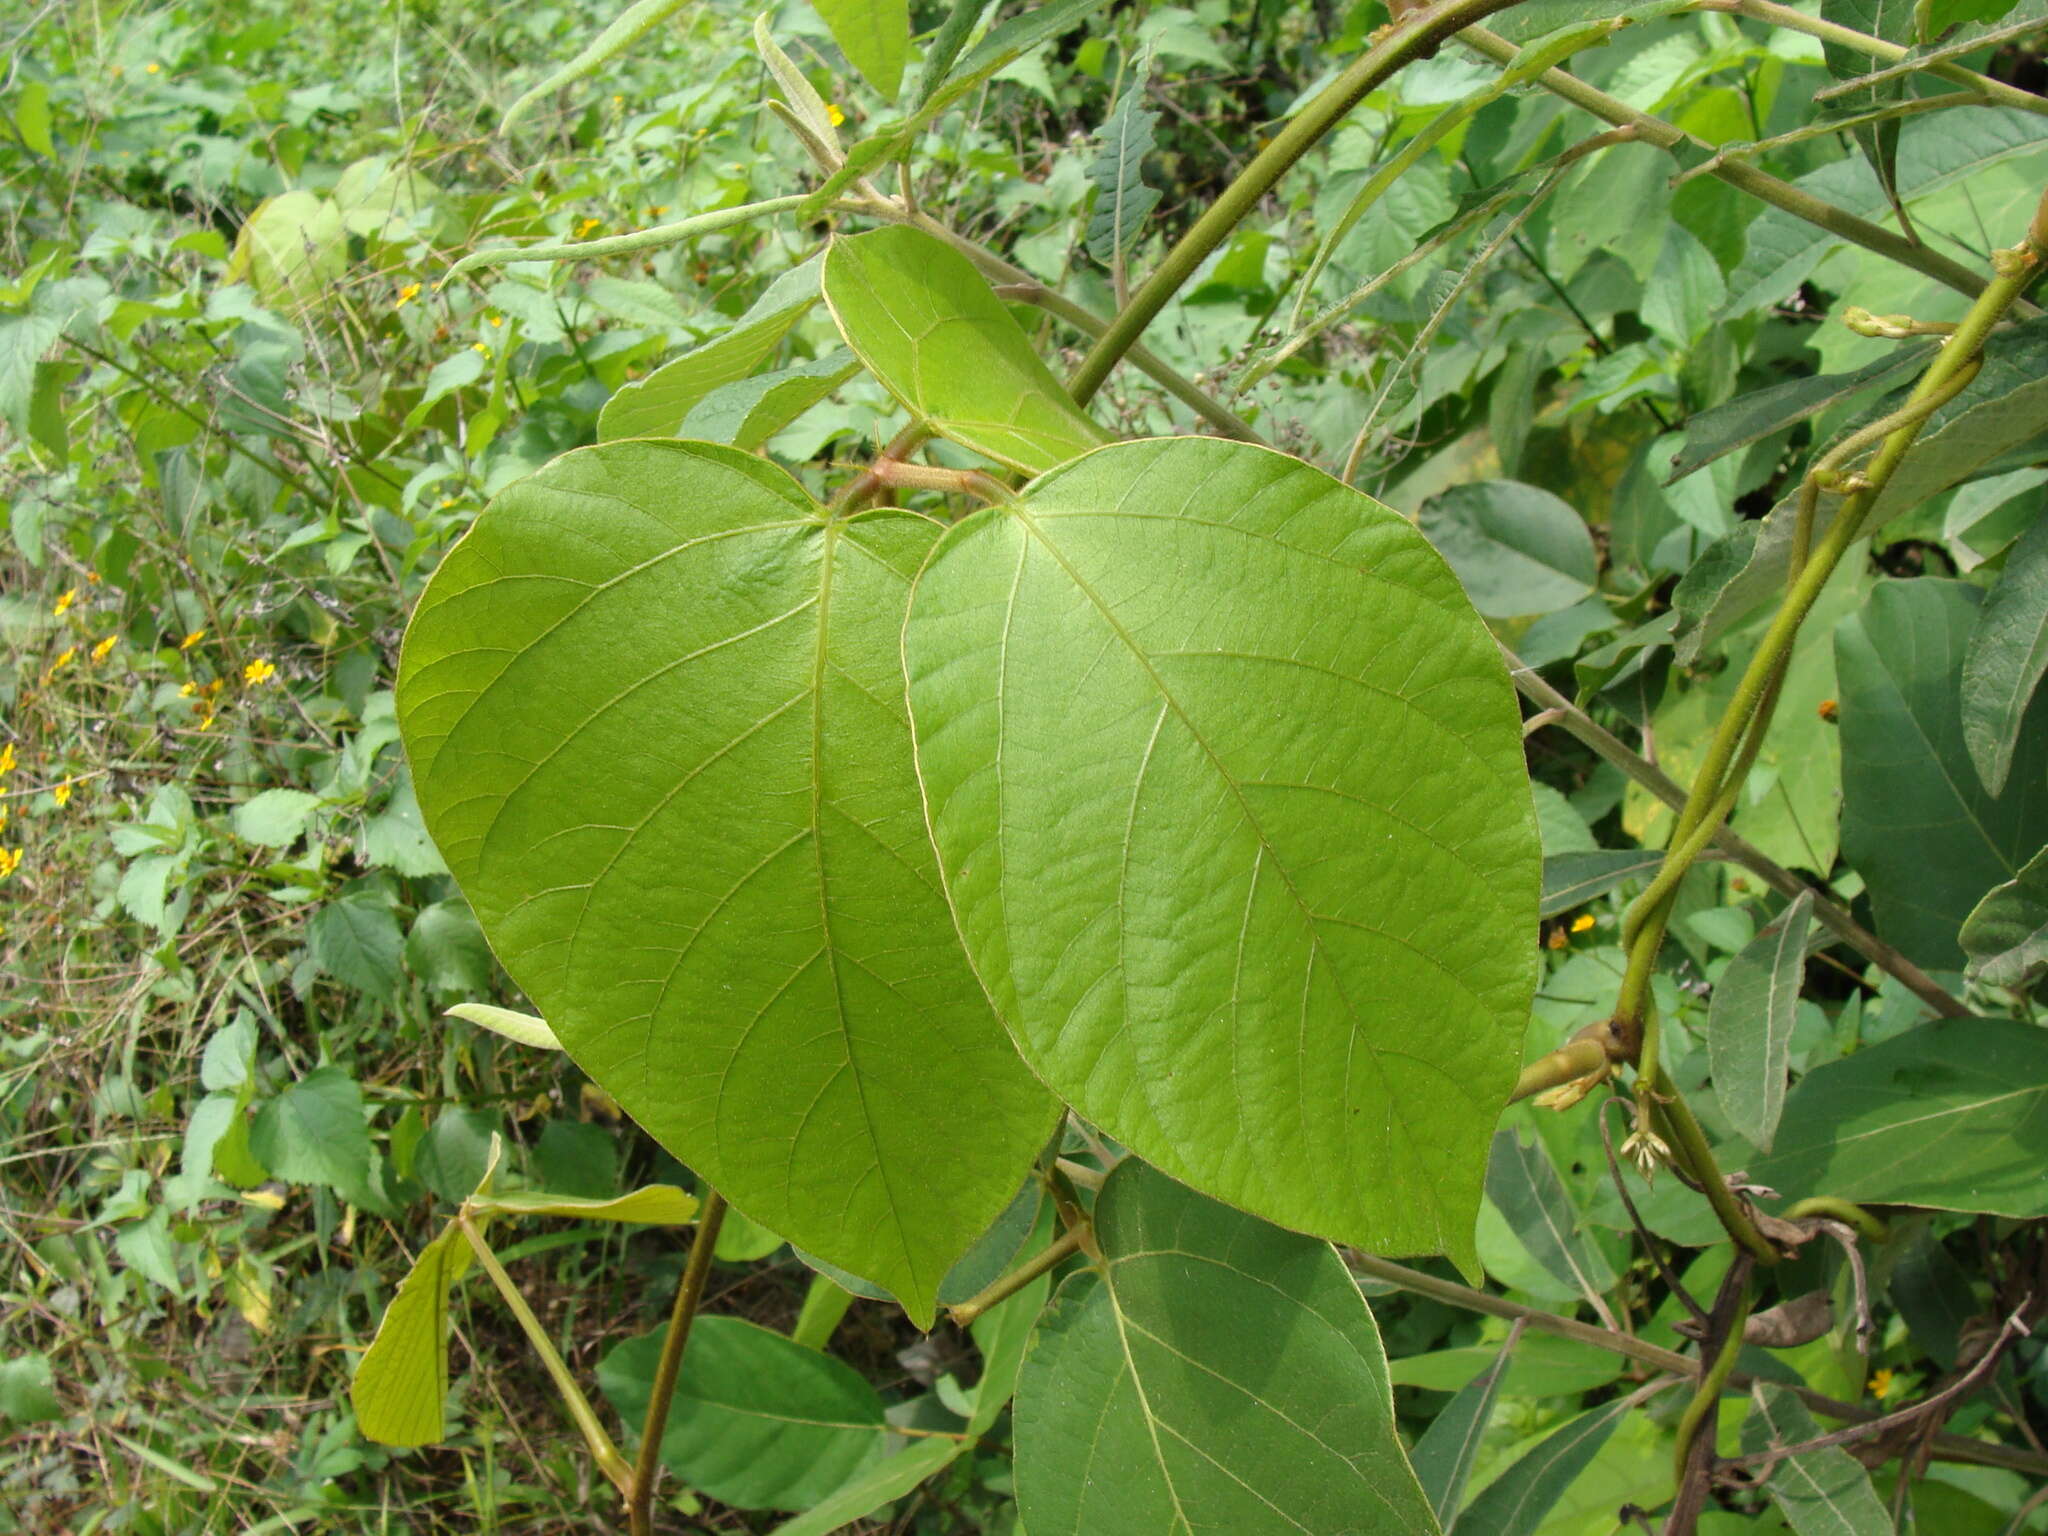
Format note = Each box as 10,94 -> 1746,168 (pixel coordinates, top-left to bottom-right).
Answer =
1067,0 -> 1531,406
1716,0 -> 2048,118
443,194 -> 818,282
1457,27 -> 2028,314
1784,1196 -> 1889,1243
628,1189 -> 728,1536
1671,1264 -> 1754,1487
460,1216 -> 633,1496
1652,1079 -> 1780,1265
947,1225 -> 1087,1328
790,1273 -> 855,1351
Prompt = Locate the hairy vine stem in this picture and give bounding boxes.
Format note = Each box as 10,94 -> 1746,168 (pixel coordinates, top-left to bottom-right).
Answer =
628,1189 -> 728,1536
1067,0 -> 1530,406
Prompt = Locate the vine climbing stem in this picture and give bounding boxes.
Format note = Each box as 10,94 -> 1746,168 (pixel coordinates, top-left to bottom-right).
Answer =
628,1189 -> 728,1536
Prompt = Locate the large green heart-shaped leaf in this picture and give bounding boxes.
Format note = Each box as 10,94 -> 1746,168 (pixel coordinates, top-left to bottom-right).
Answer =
397,440 -> 1054,1324
905,438 -> 1539,1272
822,225 -> 1109,474
1013,1160 -> 1440,1535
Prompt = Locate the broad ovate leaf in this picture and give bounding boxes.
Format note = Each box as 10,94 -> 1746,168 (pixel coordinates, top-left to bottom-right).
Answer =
351,1222 -> 473,1446
822,225 -> 1109,474
397,439 -> 1054,1325
906,438 -> 1540,1273
1013,1160 -> 1440,1536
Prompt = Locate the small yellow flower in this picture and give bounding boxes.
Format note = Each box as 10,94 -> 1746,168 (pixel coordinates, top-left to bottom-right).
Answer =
91,636 -> 117,663
612,94 -> 623,106
0,848 -> 20,881
205,678 -> 225,697
196,710 -> 217,732
180,628 -> 205,649
179,682 -> 197,698
145,62 -> 161,74
48,646 -> 77,678
52,781 -> 72,808
396,282 -> 422,309
243,658 -> 277,686
826,103 -> 845,127
472,341 -> 491,355
53,587 -> 77,616
0,743 -> 16,777
1570,914 -> 1595,934
488,314 -> 502,328
577,216 -> 601,237
646,205 -> 668,218
0,806 -> 9,832
1870,1368 -> 1895,1400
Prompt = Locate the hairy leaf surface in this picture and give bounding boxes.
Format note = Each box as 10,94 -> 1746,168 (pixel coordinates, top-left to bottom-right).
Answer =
906,438 -> 1540,1270
397,440 -> 1053,1323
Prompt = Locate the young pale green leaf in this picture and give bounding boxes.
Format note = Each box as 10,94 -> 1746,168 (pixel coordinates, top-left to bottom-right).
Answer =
231,787 -> 322,847
755,14 -> 843,160
917,0 -> 996,103
1838,580 -> 2048,968
1709,891 -> 1813,1153
1960,847 -> 2048,988
906,439 -> 1539,1273
1013,1161 -> 1440,1536
596,258 -> 821,440
397,439 -> 1053,1325
0,1354 -> 63,1425
1451,1397 -> 1629,1536
1483,1129 -> 1617,1299
813,0 -> 909,99
1084,64 -> 1161,268
350,1222 -> 472,1447
1962,512 -> 2048,796
498,0 -> 689,133
598,1317 -> 886,1512
678,349 -> 860,450
469,1184 -> 695,1224
1417,481 -> 1599,619
1742,1384 -> 1895,1536
822,225 -> 1108,473
1751,1017 -> 2048,1216
445,1002 -> 560,1050
1407,1330 -> 1516,1527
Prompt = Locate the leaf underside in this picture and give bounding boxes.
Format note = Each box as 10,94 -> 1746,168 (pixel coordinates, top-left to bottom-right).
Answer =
397,439 -> 1053,1323
906,438 -> 1540,1272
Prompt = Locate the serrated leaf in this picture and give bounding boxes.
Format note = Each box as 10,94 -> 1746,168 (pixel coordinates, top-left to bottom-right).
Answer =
397,439 -> 1053,1325
1751,1016 -> 2048,1216
599,1317 -> 887,1512
1963,511 -> 2048,796
446,1002 -> 561,1050
232,788 -> 322,847
499,0 -> 688,132
1417,480 -> 1599,619
597,259 -> 821,441
822,225 -> 1107,474
406,900 -> 493,995
0,1354 -> 63,1425
470,1184 -> 695,1223
815,0 -> 909,99
1013,1160 -> 1440,1536
249,1066 -> 371,1193
309,890 -> 405,1000
1743,1385 -> 1894,1536
905,438 -> 1540,1273
1961,846 -> 2048,988
1084,74 -> 1161,267
1838,579 -> 2048,968
1709,891 -> 1813,1152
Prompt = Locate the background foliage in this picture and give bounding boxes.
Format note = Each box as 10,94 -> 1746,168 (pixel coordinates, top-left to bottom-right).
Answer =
6,0 -> 2048,1531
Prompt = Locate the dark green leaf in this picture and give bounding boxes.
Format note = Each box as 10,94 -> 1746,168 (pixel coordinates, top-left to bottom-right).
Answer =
1407,1332 -> 1515,1527
1452,1397 -> 1628,1536
1709,891 -> 1813,1152
309,890 -> 404,1000
415,1108 -> 500,1205
1751,1017 -> 2048,1217
1963,511 -> 2048,796
405,899 -> 493,995
1742,1384 -> 1894,1536
1484,1129 -> 1616,1298
1417,481 -> 1599,619
906,438 -> 1541,1273
599,1317 -> 887,1512
249,1067 -> 371,1194
1541,850 -> 1662,918
1664,344 -> 1933,486
1837,579 -> 2048,968
1013,1161 -> 1439,1535
1085,74 -> 1161,267
1960,846 -> 2048,988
